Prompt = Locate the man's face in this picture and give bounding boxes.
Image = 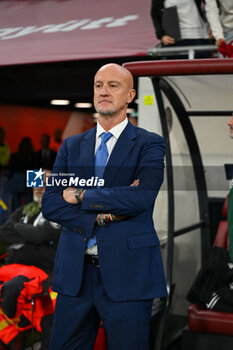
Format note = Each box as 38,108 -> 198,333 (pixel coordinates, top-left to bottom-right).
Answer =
33,186 -> 45,203
33,170 -> 51,204
228,116 -> 233,138
93,65 -> 135,117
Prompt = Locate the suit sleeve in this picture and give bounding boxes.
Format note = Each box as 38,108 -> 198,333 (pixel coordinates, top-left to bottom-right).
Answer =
151,0 -> 165,40
81,134 -> 165,216
41,139 -> 97,236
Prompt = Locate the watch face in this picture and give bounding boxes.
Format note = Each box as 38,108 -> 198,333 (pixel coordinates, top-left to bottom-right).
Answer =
75,189 -> 82,196
74,189 -> 83,202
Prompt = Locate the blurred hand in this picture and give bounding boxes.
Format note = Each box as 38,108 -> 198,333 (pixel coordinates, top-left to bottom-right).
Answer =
216,37 -> 226,47
130,179 -> 140,187
63,187 -> 77,204
161,35 -> 175,45
63,187 -> 85,204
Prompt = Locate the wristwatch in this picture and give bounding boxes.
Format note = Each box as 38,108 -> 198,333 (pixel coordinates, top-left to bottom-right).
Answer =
74,188 -> 84,204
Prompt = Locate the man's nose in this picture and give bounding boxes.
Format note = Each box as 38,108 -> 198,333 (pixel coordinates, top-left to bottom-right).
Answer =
100,85 -> 109,96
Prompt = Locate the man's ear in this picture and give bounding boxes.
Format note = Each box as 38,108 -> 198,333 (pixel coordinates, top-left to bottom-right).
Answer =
127,89 -> 136,104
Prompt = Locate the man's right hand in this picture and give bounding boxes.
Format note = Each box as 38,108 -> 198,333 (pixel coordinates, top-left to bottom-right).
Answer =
161,35 -> 175,45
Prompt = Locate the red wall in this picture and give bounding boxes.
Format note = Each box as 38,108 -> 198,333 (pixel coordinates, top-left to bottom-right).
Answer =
0,105 -> 71,153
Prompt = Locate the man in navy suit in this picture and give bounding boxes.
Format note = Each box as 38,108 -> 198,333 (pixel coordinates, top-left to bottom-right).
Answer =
42,63 -> 167,350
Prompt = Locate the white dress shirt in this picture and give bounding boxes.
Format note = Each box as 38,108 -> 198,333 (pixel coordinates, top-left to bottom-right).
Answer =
165,0 -> 208,39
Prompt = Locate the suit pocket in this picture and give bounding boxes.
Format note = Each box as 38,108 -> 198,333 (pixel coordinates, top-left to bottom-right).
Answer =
128,234 -> 159,249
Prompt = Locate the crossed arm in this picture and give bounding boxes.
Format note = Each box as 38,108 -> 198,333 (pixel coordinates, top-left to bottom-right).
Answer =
62,179 -> 140,224
42,134 -> 165,232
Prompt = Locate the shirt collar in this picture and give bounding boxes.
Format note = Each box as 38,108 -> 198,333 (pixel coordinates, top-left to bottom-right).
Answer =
96,118 -> 128,140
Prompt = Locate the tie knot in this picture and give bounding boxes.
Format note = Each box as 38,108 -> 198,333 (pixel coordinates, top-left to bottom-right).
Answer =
101,132 -> 112,144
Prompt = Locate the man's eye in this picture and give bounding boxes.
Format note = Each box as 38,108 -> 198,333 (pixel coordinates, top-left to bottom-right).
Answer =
110,84 -> 117,88
95,84 -> 102,89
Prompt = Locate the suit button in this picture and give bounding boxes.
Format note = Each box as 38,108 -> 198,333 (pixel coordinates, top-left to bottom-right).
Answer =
74,227 -> 85,234
83,238 -> 87,243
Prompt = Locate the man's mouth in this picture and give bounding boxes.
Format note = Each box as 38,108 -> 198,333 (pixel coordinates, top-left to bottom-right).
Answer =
99,100 -> 111,104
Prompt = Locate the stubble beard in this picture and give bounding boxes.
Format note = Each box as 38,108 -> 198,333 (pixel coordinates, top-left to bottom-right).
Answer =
96,107 -> 116,116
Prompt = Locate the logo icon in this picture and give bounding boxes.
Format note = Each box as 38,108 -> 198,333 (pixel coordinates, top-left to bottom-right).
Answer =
26,169 -> 45,187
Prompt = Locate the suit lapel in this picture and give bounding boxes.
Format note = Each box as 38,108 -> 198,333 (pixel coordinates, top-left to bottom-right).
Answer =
79,127 -> 96,179
103,122 -> 137,186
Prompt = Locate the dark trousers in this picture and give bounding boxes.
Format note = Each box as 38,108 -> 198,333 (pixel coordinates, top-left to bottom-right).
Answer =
50,263 -> 153,350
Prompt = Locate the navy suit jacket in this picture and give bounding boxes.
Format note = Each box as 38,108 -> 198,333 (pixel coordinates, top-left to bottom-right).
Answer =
42,122 -> 167,301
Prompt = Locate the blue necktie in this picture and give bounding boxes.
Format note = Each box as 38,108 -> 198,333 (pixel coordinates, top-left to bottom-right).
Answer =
94,132 -> 112,180
87,132 -> 112,249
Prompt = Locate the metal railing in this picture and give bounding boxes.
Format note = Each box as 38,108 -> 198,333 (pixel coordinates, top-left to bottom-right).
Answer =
148,45 -> 218,60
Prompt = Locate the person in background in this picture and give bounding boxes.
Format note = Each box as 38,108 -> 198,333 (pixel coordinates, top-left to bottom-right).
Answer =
35,134 -> 57,170
7,137 -> 34,211
227,114 -> 233,263
42,63 -> 167,350
128,111 -> 138,126
50,128 -> 63,153
0,127 -> 10,171
0,171 -> 61,350
205,0 -> 233,46
151,0 -> 211,57
0,127 -> 10,223
228,114 -> 233,138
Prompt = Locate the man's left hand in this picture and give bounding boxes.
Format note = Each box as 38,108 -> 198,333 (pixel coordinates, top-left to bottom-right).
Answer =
63,187 -> 85,204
